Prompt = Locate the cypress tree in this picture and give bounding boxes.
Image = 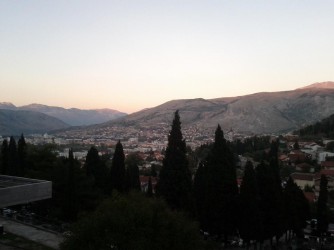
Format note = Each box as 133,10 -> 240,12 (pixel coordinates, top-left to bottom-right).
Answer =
194,161 -> 210,232
0,139 -> 9,174
284,177 -> 309,239
156,110 -> 193,212
84,146 -> 100,177
256,159 -> 284,245
239,161 -> 262,247
126,162 -> 140,191
84,146 -> 107,190
204,125 -> 238,240
17,134 -> 27,176
147,176 -> 153,197
8,136 -> 18,176
125,153 -> 141,191
110,141 -> 126,193
64,148 -> 76,221
317,174 -> 328,235
269,140 -> 285,242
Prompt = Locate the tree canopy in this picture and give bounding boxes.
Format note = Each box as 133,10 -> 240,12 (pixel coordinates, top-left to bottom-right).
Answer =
156,110 -> 193,212
60,192 -> 204,250
109,141 -> 126,193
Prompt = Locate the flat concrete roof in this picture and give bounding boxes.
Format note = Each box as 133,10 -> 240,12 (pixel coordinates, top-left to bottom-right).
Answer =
0,175 -> 52,208
0,175 -> 44,188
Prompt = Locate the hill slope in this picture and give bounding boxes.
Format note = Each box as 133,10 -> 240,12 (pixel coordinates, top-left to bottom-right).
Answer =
0,109 -> 69,135
100,83 -> 334,134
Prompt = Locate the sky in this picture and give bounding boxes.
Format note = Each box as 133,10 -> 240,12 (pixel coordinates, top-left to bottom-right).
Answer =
1,1 -> 334,113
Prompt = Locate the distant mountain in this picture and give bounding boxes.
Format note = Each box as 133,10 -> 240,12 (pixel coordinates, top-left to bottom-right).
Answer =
0,103 -> 127,126
96,81 -> 334,134
19,104 -> 127,126
0,109 -> 69,135
0,102 -> 16,109
298,81 -> 334,89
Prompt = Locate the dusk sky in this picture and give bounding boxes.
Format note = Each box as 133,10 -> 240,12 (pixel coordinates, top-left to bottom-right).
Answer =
1,1 -> 333,113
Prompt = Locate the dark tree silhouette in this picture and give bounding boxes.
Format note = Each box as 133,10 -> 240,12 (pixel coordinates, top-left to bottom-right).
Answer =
84,146 -> 107,190
60,192 -> 204,250
156,111 -> 193,212
0,139 -> 9,174
317,174 -> 329,235
125,153 -> 141,191
284,177 -> 309,239
109,141 -> 126,193
194,125 -> 238,241
17,134 -> 27,176
147,176 -> 153,197
239,161 -> 263,247
256,161 -> 280,243
194,161 -> 210,232
8,136 -> 18,176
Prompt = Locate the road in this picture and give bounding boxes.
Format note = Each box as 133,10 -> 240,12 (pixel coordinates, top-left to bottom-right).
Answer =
0,217 -> 63,249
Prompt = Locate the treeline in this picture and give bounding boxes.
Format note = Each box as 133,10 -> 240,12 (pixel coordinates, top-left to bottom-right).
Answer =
0,111 -> 325,249
154,111 -> 314,248
0,136 -> 142,222
298,113 -> 334,138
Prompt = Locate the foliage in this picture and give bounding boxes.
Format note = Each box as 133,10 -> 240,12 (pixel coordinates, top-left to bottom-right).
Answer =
8,136 -> 18,175
109,141 -> 126,193
231,136 -> 271,156
194,125 -> 238,240
84,146 -> 108,191
239,161 -> 262,245
52,149 -> 96,221
284,177 -> 310,237
256,160 -> 284,241
0,139 -> 9,174
17,133 -> 27,176
60,192 -> 204,250
147,176 -> 153,197
298,113 -> 334,138
125,153 -> 141,191
125,163 -> 141,191
317,174 -> 329,234
156,111 -> 193,212
194,162 -> 210,231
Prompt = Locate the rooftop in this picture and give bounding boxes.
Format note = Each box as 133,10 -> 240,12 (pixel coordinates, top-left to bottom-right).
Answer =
0,175 -> 52,208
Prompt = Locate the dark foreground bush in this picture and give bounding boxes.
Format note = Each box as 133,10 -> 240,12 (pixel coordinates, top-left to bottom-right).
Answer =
60,192 -> 205,250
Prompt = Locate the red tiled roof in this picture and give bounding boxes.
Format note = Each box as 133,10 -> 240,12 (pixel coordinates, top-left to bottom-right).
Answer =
321,161 -> 334,168
296,163 -> 313,169
288,153 -> 307,163
314,169 -> 334,180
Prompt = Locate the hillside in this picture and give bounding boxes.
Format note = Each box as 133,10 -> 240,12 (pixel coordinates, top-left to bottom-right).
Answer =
98,82 -> 334,134
0,109 -> 69,135
297,113 -> 334,138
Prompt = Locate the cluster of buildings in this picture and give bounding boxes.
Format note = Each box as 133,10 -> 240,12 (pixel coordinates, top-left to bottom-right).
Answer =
279,137 -> 334,201
3,124 -> 334,203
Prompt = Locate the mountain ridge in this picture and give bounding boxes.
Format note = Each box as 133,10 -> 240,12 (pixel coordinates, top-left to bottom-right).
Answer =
3,81 -> 334,135
97,82 -> 334,134
0,109 -> 69,135
0,103 -> 127,126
